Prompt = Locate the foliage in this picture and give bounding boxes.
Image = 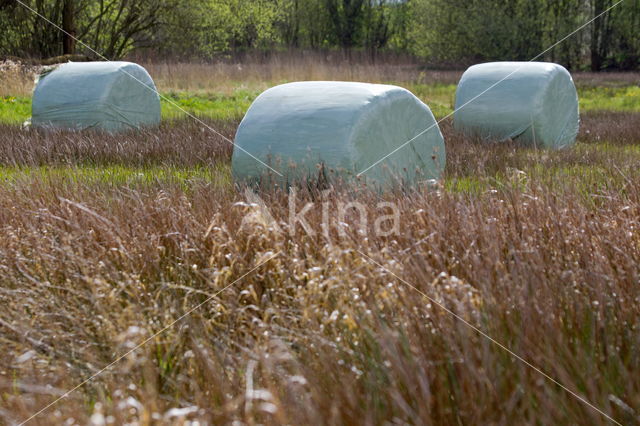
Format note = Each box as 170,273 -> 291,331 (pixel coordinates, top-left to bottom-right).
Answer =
1,0 -> 638,69
0,0 -> 180,59
408,0 -> 640,70
159,0 -> 284,57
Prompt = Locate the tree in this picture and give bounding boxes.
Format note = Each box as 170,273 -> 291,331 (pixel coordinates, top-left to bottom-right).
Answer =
594,0 -> 640,70
590,0 -> 615,70
0,0 -> 179,59
0,0 -> 637,69
324,0 -> 365,49
62,0 -> 76,54
362,0 -> 391,56
543,0 -> 587,70
79,0 -> 179,59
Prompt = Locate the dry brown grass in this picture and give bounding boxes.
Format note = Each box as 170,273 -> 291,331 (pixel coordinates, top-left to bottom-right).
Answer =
1,54 -> 639,424
444,112 -> 640,188
2,54 -> 457,97
141,63 -> 460,95
141,60 -> 640,95
3,52 -> 638,98
137,51 -> 640,93
0,112 -> 639,425
0,61 -> 39,97
0,119 -> 236,167
579,111 -> 640,145
572,72 -> 640,88
0,112 -> 637,169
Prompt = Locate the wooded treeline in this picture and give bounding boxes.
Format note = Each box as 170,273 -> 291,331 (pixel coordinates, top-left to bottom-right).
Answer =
1,0 -> 638,70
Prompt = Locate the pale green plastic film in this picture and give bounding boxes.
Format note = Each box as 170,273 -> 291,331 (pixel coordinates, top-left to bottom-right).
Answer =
454,62 -> 579,149
31,61 -> 161,133
232,81 -> 446,187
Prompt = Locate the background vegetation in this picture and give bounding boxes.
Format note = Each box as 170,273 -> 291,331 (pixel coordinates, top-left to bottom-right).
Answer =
0,0 -> 639,423
0,59 -> 639,424
1,0 -> 639,70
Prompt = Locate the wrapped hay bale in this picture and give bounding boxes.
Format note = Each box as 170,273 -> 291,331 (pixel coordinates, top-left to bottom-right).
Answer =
232,81 -> 445,187
31,61 -> 161,132
454,62 -> 579,149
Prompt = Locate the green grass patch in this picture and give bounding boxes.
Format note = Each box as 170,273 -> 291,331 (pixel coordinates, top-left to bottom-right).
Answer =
444,163 -> 629,197
407,83 -> 640,118
444,175 -> 490,194
0,96 -> 31,125
161,89 -> 260,121
406,83 -> 457,119
445,140 -> 640,196
578,85 -> 640,112
575,141 -> 640,156
0,84 -> 638,125
0,89 -> 261,125
0,163 -> 232,189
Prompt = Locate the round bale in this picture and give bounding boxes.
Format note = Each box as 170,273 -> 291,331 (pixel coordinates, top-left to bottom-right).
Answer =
32,61 -> 161,132
232,81 -> 445,187
454,62 -> 579,149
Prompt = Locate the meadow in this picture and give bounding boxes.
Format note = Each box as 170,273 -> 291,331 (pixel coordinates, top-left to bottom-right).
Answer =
0,59 -> 638,425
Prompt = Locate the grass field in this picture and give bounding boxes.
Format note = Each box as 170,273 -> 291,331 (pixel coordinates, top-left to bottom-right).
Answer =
2,80 -> 640,124
0,60 -> 639,425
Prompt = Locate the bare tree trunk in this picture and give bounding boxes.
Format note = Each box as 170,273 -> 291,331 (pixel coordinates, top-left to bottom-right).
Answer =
590,0 -> 614,71
62,0 -> 76,55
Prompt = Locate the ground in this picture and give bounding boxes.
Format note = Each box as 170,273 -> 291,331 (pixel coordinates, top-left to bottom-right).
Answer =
0,60 -> 638,425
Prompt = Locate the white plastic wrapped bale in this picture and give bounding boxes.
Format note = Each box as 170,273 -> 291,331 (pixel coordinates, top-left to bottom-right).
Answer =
31,61 -> 161,132
454,62 -> 579,149
232,81 -> 445,187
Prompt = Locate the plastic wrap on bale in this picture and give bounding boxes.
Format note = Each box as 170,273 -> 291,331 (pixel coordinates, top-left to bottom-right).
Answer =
31,61 -> 161,133
232,81 -> 446,188
454,62 -> 579,149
